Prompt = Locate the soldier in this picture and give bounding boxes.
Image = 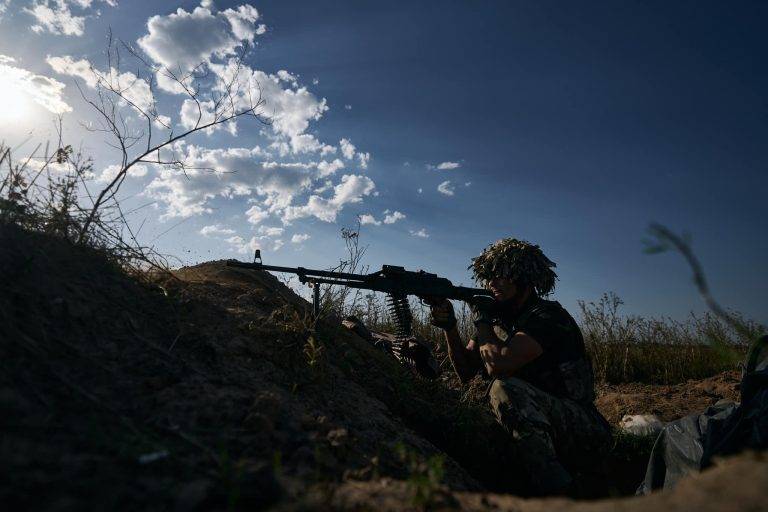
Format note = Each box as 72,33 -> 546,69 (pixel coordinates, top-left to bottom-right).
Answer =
427,238 -> 611,496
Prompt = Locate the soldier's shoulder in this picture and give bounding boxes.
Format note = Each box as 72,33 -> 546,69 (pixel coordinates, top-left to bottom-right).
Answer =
523,299 -> 575,328
526,299 -> 565,319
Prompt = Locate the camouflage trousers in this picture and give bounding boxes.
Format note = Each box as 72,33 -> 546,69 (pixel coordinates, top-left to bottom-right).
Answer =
489,377 -> 611,495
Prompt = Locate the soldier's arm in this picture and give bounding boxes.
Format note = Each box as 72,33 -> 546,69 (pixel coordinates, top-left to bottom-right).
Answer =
443,325 -> 483,383
477,326 -> 543,379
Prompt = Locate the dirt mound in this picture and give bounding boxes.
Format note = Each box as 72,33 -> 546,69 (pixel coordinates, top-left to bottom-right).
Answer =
329,452 -> 768,512
596,371 -> 741,426
0,224 -> 512,510
1,224 -> 765,510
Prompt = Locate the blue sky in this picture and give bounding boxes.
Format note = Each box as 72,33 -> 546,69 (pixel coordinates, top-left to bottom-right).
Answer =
0,0 -> 766,323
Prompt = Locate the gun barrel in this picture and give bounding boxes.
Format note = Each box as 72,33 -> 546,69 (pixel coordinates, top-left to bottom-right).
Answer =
225,260 -> 368,282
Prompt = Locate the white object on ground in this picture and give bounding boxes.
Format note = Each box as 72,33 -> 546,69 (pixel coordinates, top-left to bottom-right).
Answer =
620,414 -> 665,437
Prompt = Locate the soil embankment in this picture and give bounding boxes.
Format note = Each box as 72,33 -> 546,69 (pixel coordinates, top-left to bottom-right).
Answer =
1,224 -> 764,510
596,371 -> 741,426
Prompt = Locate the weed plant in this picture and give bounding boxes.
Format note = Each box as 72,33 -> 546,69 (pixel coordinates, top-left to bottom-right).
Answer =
0,141 -> 167,275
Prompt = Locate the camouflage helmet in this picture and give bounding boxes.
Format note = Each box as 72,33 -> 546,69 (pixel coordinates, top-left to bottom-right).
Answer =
469,238 -> 558,296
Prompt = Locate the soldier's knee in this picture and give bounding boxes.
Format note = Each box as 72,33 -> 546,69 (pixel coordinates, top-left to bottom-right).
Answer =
489,378 -> 532,416
489,379 -> 510,411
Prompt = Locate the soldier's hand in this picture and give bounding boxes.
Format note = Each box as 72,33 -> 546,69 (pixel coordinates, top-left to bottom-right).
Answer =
470,295 -> 496,327
424,297 -> 457,331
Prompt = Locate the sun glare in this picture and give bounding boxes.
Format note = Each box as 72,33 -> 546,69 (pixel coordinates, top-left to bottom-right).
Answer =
0,75 -> 32,123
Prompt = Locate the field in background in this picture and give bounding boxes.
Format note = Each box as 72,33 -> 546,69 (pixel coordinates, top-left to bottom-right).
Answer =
336,290 -> 760,385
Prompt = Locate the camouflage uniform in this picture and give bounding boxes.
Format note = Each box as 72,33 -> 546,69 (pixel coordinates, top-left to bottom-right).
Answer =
487,297 -> 611,495
467,238 -> 611,494
489,377 -> 610,494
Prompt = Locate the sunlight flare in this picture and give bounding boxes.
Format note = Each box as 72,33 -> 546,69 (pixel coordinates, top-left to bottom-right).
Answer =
0,74 -> 32,123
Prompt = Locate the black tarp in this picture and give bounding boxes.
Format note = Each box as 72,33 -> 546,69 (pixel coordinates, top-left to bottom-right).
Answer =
638,335 -> 768,494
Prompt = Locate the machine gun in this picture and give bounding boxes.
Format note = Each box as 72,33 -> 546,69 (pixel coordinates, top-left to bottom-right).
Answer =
226,250 -> 492,371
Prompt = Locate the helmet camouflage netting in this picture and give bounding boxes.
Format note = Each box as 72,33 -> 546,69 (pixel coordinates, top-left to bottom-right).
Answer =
469,238 -> 558,296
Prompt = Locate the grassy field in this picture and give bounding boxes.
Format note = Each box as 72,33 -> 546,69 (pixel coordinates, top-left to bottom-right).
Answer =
578,292 -> 758,384
339,290 -> 760,385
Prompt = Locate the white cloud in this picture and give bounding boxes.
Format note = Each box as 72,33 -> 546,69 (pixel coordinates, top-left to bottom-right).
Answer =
143,143 -> 377,226
25,1 -> 84,36
312,77 -> 319,85
207,60 -> 330,151
437,180 -> 455,196
291,233 -> 310,244
0,1 -> 10,21
96,164 -> 148,183
272,239 -> 284,251
145,144 -> 315,219
276,69 -> 297,85
313,180 -> 333,193
137,4 -> 263,72
417,187 -> 423,194
410,228 -> 429,238
257,225 -> 283,237
436,161 -> 460,170
24,1 -> 117,36
133,5 -> 369,162
383,211 -> 405,224
288,133 -> 324,154
137,3 -> 275,117
359,214 -> 380,226
317,158 -> 344,177
46,55 -> 95,85
180,99 -> 217,134
200,224 -> 235,237
245,205 -> 268,225
136,5 -> 339,156
339,138 -> 356,160
357,152 -> 370,170
226,235 -> 260,254
69,4 -> 375,228
344,104 -> 352,110
327,174 -> 375,208
283,174 -> 375,223
70,0 -> 117,7
465,181 -> 472,187
21,157 -> 70,176
0,56 -> 71,114
47,55 -> 168,123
